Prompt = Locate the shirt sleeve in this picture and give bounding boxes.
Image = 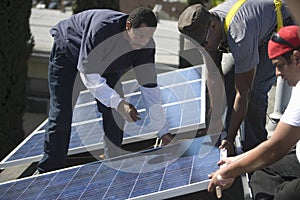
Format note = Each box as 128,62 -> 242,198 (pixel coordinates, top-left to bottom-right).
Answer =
227,14 -> 259,74
140,86 -> 170,138
280,83 -> 300,127
79,72 -> 122,109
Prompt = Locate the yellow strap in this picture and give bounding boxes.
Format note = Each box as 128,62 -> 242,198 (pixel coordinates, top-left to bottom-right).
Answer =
224,0 -> 284,33
224,0 -> 247,34
274,0 -> 283,31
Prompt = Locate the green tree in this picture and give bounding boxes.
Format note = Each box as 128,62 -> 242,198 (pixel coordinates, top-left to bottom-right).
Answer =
0,0 -> 33,160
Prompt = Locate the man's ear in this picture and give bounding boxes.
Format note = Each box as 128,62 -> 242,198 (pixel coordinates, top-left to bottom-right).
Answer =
293,50 -> 300,63
126,21 -> 132,30
209,20 -> 215,30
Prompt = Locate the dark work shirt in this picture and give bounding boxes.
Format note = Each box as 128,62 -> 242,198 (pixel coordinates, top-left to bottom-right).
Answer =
49,9 -> 155,78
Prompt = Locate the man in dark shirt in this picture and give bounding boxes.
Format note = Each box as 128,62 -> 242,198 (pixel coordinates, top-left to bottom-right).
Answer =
38,7 -> 174,173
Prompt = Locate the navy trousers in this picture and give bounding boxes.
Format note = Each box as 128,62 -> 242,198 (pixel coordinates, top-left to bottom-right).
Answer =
38,41 -> 77,173
96,73 -> 125,158
38,41 -> 125,173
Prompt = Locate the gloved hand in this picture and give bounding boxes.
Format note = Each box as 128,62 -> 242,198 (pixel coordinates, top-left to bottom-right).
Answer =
117,100 -> 141,122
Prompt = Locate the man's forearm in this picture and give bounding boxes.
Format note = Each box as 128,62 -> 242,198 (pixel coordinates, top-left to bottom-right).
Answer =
226,93 -> 249,141
222,140 -> 277,178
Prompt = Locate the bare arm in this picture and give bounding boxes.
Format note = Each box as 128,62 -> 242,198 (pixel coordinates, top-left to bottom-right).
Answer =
225,68 -> 256,144
208,121 -> 300,192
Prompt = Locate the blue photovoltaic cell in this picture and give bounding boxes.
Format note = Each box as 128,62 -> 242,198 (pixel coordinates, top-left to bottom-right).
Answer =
72,103 -> 102,123
0,134 -> 221,200
74,91 -> 95,105
0,66 -> 205,167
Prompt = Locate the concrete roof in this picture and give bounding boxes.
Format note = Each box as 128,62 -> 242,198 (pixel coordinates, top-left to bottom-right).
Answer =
30,8 -> 72,53
30,8 -> 180,66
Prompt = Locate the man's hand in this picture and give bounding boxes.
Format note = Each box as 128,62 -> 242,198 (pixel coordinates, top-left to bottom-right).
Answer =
219,139 -> 235,156
207,171 -> 235,193
161,133 -> 178,145
117,100 -> 141,122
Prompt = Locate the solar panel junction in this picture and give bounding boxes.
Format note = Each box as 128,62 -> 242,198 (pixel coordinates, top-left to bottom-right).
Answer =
0,66 -> 206,168
0,133 -> 223,200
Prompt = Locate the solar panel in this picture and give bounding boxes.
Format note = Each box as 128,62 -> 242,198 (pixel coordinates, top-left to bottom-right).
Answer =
0,133 -> 223,200
0,66 -> 206,168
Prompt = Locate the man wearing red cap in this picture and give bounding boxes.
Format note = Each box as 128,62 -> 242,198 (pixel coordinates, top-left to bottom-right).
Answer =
207,25 -> 300,200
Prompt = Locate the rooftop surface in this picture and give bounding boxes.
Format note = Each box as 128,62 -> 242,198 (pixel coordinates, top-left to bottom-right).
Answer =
30,8 -> 181,66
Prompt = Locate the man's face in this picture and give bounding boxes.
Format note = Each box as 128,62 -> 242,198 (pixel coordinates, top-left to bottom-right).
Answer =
201,21 -> 223,51
126,22 -> 156,49
272,54 -> 300,86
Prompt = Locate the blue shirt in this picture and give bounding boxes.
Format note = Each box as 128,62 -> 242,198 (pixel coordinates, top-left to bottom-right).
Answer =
211,0 -> 291,73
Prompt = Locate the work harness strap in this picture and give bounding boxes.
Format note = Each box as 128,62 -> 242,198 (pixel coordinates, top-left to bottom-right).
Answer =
224,0 -> 283,33
224,0 -> 247,34
274,0 -> 283,31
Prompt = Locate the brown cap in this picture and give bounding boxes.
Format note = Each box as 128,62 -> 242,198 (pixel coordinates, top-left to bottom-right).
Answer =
178,4 -> 211,44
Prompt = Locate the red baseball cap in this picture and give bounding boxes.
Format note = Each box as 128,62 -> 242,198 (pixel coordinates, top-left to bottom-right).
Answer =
268,25 -> 300,59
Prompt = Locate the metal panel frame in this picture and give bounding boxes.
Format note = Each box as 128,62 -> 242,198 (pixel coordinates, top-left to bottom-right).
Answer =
0,66 -> 206,168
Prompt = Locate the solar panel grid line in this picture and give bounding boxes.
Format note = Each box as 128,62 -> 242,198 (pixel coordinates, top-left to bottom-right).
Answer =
6,98 -> 201,153
48,112 -> 204,162
123,79 -> 202,98
188,151 -> 195,184
17,172 -> 53,199
70,98 -> 203,136
73,80 -> 202,125
69,110 -> 203,156
73,78 -> 202,110
1,66 -> 205,168
127,156 -> 149,198
157,159 -> 169,192
35,172 -> 60,200
128,144 -> 219,199
101,159 -> 133,199
127,179 -> 211,200
71,117 -> 102,127
0,135 -> 42,167
71,97 -> 199,126
70,68 -> 203,125
74,100 -> 96,109
74,65 -> 202,105
78,163 -> 107,200
56,167 -> 84,199
0,118 -> 48,165
0,101 -> 203,168
0,134 -> 222,200
35,129 -> 46,134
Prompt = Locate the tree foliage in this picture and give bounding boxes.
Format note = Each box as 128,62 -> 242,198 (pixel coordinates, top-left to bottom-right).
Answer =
0,0 -> 33,160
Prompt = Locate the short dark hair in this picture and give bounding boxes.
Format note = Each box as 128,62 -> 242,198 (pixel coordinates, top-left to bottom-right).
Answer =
127,7 -> 157,28
281,47 -> 300,64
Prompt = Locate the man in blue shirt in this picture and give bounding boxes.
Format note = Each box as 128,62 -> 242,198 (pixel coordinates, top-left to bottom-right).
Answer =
38,7 -> 174,173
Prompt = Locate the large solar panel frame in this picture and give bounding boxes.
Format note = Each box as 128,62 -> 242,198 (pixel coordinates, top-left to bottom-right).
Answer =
0,133 -> 225,200
0,66 -> 206,168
